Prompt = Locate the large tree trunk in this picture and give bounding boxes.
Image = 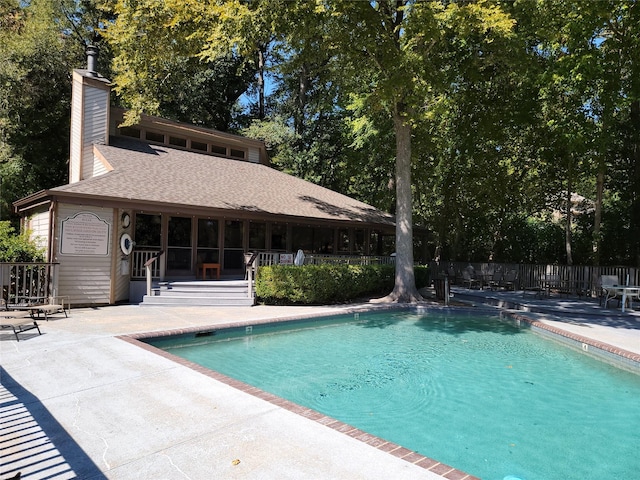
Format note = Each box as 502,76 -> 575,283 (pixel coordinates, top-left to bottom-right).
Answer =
375,108 -> 422,303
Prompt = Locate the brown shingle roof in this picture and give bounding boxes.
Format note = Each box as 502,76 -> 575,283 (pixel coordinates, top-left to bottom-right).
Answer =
51,138 -> 394,227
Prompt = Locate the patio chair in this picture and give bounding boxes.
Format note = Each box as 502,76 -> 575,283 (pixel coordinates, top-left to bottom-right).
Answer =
462,269 -> 481,289
487,271 -> 503,290
600,275 -> 623,308
500,270 -> 518,291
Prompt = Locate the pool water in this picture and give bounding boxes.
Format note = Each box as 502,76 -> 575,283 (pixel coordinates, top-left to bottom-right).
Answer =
149,311 -> 640,480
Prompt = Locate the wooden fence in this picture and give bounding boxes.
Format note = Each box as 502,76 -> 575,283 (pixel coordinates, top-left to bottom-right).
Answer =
430,261 -> 639,297
0,262 -> 60,305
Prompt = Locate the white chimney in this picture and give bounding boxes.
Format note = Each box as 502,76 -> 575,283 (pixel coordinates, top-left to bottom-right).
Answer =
69,46 -> 111,184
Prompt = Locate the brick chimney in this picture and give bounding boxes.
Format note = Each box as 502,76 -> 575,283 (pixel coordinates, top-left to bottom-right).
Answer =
69,45 -> 111,184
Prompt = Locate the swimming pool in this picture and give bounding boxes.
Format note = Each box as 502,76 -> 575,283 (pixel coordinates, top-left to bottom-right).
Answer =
146,310 -> 640,480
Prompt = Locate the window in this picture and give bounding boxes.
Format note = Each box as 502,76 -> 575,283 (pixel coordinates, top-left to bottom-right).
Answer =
224,220 -> 244,269
134,214 -> 161,248
167,216 -> 192,271
230,148 -> 246,159
169,136 -> 187,148
292,226 -> 314,252
271,224 -> 287,251
191,141 -> 208,152
145,131 -> 165,143
211,145 -> 226,155
314,227 -> 334,253
249,222 -> 266,250
197,219 -> 219,264
338,229 -> 350,252
120,127 -> 141,138
224,220 -> 243,248
354,229 -> 366,254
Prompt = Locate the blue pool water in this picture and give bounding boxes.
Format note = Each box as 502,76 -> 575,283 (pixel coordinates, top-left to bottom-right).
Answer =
149,310 -> 640,480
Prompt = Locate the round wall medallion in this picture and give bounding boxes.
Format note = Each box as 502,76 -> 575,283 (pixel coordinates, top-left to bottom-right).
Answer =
120,233 -> 133,255
121,213 -> 131,228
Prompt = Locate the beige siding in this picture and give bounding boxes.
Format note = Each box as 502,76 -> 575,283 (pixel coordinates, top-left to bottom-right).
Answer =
81,86 -> 110,181
248,146 -> 260,163
25,209 -> 50,257
92,153 -> 110,177
54,204 -> 114,305
114,209 -> 132,302
69,77 -> 83,183
69,71 -> 110,184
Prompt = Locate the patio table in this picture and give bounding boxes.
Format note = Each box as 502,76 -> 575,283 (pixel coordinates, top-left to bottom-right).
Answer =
602,284 -> 640,312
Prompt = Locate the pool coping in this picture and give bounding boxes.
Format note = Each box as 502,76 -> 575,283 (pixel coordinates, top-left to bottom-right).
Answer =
119,305 -> 640,480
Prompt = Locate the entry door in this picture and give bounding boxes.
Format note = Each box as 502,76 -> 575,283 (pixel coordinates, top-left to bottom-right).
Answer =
167,216 -> 192,276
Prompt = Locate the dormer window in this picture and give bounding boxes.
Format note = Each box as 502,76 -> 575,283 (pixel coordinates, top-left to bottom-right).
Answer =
169,136 -> 187,148
211,145 -> 226,155
191,140 -> 208,152
145,131 -> 164,143
120,127 -> 141,138
230,148 -> 246,159
110,108 -> 263,164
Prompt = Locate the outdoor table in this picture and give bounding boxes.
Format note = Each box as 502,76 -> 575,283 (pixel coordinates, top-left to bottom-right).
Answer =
618,286 -> 640,313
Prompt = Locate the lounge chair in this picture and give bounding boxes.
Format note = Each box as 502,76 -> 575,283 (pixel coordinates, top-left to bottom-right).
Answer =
26,297 -> 70,321
0,310 -> 41,341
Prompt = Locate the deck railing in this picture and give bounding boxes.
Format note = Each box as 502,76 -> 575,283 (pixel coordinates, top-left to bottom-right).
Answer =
430,261 -> 639,297
0,262 -> 60,305
132,249 -> 162,279
254,252 -> 395,267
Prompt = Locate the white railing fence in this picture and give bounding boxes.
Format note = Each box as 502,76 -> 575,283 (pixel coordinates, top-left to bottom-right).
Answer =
132,249 -> 162,279
254,252 -> 395,267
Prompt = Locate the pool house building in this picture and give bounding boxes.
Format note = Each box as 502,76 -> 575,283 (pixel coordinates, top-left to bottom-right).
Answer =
12,64 -> 398,306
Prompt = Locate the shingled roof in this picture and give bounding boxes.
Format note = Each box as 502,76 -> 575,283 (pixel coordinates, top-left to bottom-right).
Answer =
33,137 -> 394,227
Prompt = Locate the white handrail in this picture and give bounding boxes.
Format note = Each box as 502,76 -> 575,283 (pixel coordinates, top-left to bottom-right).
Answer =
143,251 -> 164,297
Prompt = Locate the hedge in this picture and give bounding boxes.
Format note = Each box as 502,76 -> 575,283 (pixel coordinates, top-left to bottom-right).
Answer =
255,264 -> 429,305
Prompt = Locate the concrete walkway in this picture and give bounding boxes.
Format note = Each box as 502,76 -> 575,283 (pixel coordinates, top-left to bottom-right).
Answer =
1,294 -> 639,480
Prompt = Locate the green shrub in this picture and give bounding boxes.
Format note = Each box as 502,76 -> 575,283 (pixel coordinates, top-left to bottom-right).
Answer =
414,265 -> 430,289
0,221 -> 44,262
256,264 -> 429,304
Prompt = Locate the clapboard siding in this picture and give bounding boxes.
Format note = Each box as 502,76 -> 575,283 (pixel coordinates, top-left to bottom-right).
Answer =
114,209 -> 132,302
25,209 -> 50,256
92,152 -> 110,177
55,204 -> 114,305
81,86 -> 109,180
69,76 -> 83,183
69,71 -> 110,184
248,146 -> 260,163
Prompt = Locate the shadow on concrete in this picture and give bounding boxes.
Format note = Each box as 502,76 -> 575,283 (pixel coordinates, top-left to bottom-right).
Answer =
452,287 -> 640,331
0,367 -> 106,480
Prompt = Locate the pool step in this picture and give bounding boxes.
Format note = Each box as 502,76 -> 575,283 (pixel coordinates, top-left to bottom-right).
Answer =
141,280 -> 255,307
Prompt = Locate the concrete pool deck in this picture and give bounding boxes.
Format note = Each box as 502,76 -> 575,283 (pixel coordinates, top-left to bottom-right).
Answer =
1,292 -> 639,479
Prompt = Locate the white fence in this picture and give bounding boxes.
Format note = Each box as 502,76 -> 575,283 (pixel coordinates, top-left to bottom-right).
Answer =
255,252 -> 394,267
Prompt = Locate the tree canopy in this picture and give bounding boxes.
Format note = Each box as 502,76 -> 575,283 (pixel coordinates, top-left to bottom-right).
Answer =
2,0 -> 640,277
